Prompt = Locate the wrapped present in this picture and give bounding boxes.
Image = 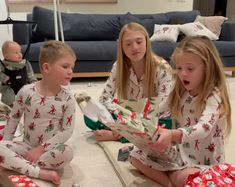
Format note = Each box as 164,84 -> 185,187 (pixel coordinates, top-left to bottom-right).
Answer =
77,93 -> 183,166
184,163 -> 235,187
110,97 -> 160,141
76,92 -> 115,124
106,97 -> 183,165
8,175 -> 39,187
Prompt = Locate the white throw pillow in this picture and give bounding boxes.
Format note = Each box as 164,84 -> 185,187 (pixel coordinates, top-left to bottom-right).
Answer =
150,24 -> 180,42
179,22 -> 218,40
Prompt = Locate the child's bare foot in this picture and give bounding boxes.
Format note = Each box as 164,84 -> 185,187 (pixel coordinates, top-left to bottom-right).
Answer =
94,129 -> 121,141
39,169 -> 61,186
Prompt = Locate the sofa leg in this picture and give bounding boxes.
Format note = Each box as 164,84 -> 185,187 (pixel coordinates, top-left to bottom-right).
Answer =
224,67 -> 235,77
232,71 -> 235,77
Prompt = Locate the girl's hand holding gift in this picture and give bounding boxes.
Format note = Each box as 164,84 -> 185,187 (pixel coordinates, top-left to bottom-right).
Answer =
149,127 -> 173,153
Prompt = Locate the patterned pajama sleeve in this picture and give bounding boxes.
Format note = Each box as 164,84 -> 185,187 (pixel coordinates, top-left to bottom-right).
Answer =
155,62 -> 173,118
99,62 -> 117,112
2,90 -> 24,141
25,60 -> 37,83
156,63 -> 173,102
179,92 -> 222,142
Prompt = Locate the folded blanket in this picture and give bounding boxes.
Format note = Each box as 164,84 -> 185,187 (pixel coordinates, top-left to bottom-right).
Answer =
99,141 -> 163,187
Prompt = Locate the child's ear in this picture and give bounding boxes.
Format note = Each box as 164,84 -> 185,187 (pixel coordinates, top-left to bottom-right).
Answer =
42,63 -> 50,73
4,54 -> 9,60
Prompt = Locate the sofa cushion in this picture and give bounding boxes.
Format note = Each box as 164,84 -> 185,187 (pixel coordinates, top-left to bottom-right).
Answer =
214,41 -> 235,57
63,14 -> 120,41
32,6 -> 55,39
151,41 -> 177,61
23,41 -> 118,62
32,6 -> 121,41
150,24 -> 180,42
166,10 -> 200,23
120,12 -> 154,36
68,41 -> 117,60
151,13 -> 170,25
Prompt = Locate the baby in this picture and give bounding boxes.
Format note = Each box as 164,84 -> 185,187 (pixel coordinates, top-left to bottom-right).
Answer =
0,41 -> 37,106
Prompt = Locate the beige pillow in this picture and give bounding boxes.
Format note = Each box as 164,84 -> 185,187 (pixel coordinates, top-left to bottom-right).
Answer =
195,15 -> 228,37
179,22 -> 219,40
150,24 -> 180,42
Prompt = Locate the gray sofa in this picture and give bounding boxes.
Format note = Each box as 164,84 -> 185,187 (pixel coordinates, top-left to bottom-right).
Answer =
13,6 -> 235,77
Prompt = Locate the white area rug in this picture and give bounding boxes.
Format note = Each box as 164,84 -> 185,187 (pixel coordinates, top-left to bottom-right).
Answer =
1,77 -> 235,187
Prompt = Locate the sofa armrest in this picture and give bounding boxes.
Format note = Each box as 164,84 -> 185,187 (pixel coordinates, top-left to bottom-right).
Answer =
220,21 -> 235,41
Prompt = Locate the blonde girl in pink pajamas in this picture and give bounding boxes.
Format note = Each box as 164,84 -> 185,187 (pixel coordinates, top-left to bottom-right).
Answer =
0,40 -> 76,186
129,36 -> 232,187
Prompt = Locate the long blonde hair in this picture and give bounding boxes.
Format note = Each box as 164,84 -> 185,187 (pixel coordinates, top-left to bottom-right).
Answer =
115,22 -> 166,99
170,36 -> 231,136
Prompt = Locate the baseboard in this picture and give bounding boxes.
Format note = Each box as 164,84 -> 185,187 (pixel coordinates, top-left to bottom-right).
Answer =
224,67 -> 235,77
35,67 -> 235,79
35,72 -> 110,78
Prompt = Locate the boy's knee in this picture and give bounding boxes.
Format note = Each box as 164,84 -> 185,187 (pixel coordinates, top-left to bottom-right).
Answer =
169,171 -> 185,186
63,145 -> 73,164
67,150 -> 74,163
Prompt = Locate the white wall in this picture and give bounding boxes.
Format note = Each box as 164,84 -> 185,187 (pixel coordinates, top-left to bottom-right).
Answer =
0,0 -> 12,58
0,0 -> 193,58
9,0 -> 193,14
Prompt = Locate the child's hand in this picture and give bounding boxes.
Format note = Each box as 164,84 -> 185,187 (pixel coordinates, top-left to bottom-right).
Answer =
149,128 -> 172,153
25,145 -> 44,163
94,129 -> 121,141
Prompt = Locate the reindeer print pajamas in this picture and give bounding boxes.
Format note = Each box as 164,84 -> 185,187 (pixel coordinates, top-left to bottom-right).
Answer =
99,60 -> 173,113
130,88 -> 226,170
0,83 -> 76,178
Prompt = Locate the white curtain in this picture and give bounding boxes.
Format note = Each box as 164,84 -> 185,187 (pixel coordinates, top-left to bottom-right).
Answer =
0,0 -> 12,58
